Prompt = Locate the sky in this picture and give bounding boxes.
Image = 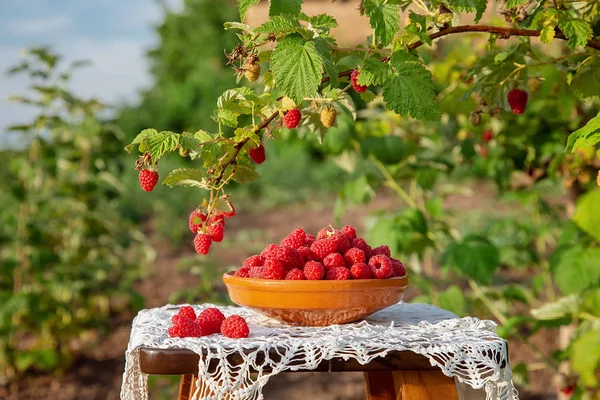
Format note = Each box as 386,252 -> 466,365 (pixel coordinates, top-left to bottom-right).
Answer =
0,0 -> 181,133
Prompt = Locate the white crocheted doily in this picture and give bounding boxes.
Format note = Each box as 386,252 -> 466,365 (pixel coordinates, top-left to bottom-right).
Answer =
121,303 -> 518,400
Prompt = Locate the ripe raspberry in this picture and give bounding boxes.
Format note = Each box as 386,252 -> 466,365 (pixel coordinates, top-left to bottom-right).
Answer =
560,386 -> 575,396
350,263 -> 372,279
280,228 -> 306,249
390,258 -> 406,277
234,267 -> 250,278
507,89 -> 528,115
368,255 -> 394,279
139,169 -> 159,192
196,308 -> 225,335
242,255 -> 264,269
260,244 -> 279,259
330,232 -> 351,253
208,223 -> 225,243
189,210 -> 207,233
303,261 -> 325,280
248,266 -> 264,279
249,144 -> 266,164
275,246 -> 301,269
285,268 -> 306,280
341,225 -> 357,241
310,239 -> 337,261
245,62 -> 261,82
320,106 -> 337,128
326,266 -> 351,280
351,69 -> 368,93
482,130 -> 493,143
370,245 -> 391,258
168,326 -> 180,338
304,234 -> 317,246
323,253 -> 345,270
262,259 -> 287,279
283,108 -> 301,129
344,248 -> 366,267
317,227 -> 333,240
194,233 -> 212,255
178,306 -> 197,321
179,320 -> 204,338
171,314 -> 182,326
297,246 -> 315,264
221,315 -> 250,338
352,238 -> 371,258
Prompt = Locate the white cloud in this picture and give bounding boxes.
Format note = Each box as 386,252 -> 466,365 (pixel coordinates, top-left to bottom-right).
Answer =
3,15 -> 71,35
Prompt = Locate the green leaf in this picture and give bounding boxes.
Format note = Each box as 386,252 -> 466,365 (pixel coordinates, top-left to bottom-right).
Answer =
233,165 -> 260,183
124,128 -> 157,153
216,109 -> 239,128
357,58 -> 392,86
570,57 -> 600,100
558,17 -> 592,50
565,112 -> 600,152
314,37 -> 339,87
224,21 -> 255,32
553,246 -> 600,294
307,14 -> 338,30
269,0 -> 302,17
383,51 -> 440,121
572,329 -> 600,386
539,24 -> 555,44
237,0 -> 261,22
255,15 -> 301,34
404,12 -> 432,46
363,0 -> 400,46
504,0 -> 528,8
271,34 -> 323,104
343,175 -> 375,204
573,189 -> 600,242
531,294 -> 580,320
361,136 -> 406,164
441,235 -> 500,284
179,132 -> 202,150
161,168 -> 206,188
437,285 -> 467,316
146,131 -> 180,161
445,0 -> 487,23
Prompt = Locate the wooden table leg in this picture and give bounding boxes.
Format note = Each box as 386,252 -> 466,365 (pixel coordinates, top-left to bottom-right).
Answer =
178,374 -> 194,400
365,370 -> 458,400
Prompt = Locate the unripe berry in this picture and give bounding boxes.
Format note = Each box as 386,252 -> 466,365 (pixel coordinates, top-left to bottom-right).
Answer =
469,111 -> 481,126
244,63 -> 260,82
320,106 -> 337,128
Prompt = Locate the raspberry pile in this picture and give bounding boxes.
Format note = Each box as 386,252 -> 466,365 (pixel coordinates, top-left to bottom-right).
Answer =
233,225 -> 407,280
190,199 -> 236,255
168,305 -> 250,339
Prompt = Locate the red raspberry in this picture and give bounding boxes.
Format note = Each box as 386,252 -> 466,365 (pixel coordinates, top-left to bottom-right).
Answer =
317,227 -> 333,240
260,244 -> 279,259
350,263 -> 372,279
221,315 -> 250,338
368,255 -> 394,279
249,144 -> 266,164
275,246 -> 301,269
370,245 -> 390,258
507,88 -> 527,115
352,238 -> 371,258
243,255 -> 264,269
248,266 -> 264,279
171,314 -> 182,326
188,210 -> 207,233
323,253 -> 345,270
482,130 -> 493,143
194,233 -> 212,255
326,267 -> 351,280
139,169 -> 159,192
303,260 -> 325,280
283,108 -> 301,129
297,246 -> 315,264
390,258 -> 406,277
351,69 -> 368,93
285,268 -> 306,280
208,223 -> 225,242
280,228 -> 306,249
344,248 -> 366,266
560,386 -> 575,396
262,259 -> 287,279
168,326 -> 180,338
178,306 -> 197,321
234,267 -> 250,278
310,239 -> 337,260
196,308 -> 225,335
341,225 -> 357,241
304,234 -> 317,246
330,232 -> 351,253
178,318 -> 204,338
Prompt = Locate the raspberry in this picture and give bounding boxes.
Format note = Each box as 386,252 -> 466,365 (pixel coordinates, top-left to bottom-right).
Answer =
285,268 -> 306,280
194,233 -> 212,255
178,306 -> 197,321
234,267 -> 250,278
330,232 -> 351,253
370,245 -> 391,258
527,76 -> 542,93
245,62 -> 261,82
178,318 -> 204,338
249,144 -> 266,164
297,246 -> 315,264
350,69 -> 368,93
368,255 -> 394,279
260,244 -> 279,259
480,146 -> 489,158
242,255 -> 264,269
323,253 -> 345,270
139,169 -> 159,192
304,234 -> 317,246
196,308 -> 225,335
189,210 -> 207,233
350,263 -> 372,279
326,267 -> 351,280
283,108 -> 301,129
352,238 -> 371,258
248,266 -> 264,279
280,228 -> 306,249
320,106 -> 337,128
560,386 -> 575,396
341,225 -> 357,241
208,223 -> 225,243
310,239 -> 337,261
275,246 -> 301,269
171,314 -> 182,326
168,326 -> 180,338
262,259 -> 287,279
344,248 -> 366,267
507,89 -> 527,115
221,315 -> 250,339
390,258 -> 406,277
482,130 -> 493,143
303,260 -> 325,280
317,227 -> 333,240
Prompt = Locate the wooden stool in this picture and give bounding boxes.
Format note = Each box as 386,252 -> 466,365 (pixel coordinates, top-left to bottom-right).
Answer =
139,347 -> 458,400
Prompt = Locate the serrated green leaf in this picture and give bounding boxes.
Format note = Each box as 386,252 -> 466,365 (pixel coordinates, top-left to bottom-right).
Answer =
531,294 -> 580,320
360,91 -> 377,102
441,235 -> 500,284
224,21 -> 255,32
194,130 -> 213,142
443,0 -> 486,22
147,131 -> 180,161
573,189 -> 600,242
125,128 -> 157,153
179,132 -> 202,150
314,37 -> 339,87
405,11 -> 431,45
255,15 -> 301,34
572,329 -> 600,386
213,198 -> 235,214
570,57 -> 600,100
383,51 -> 440,121
237,0 -> 261,22
307,14 -> 338,30
558,17 -> 592,50
336,91 -> 356,120
162,168 -> 206,188
539,24 -> 555,44
364,0 -> 400,46
553,246 -> 600,294
504,0 -> 528,8
233,165 -> 260,183
271,34 -> 322,104
269,0 -> 302,17
216,109 -> 239,128
357,58 -> 392,85
566,112 -> 600,152
217,87 -> 256,114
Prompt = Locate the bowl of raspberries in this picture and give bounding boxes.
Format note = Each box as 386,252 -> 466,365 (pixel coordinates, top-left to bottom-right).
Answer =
223,225 -> 408,326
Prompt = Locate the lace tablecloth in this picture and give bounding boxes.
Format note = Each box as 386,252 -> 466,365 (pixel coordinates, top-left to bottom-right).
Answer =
121,302 -> 518,400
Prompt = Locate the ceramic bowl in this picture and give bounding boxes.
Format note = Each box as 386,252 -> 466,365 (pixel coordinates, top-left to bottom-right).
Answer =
222,272 -> 409,326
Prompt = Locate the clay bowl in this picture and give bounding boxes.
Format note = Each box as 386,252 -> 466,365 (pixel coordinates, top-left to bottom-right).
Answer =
222,272 -> 408,326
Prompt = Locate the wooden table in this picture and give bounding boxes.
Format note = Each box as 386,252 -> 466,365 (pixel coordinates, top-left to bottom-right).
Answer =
139,346 -> 459,400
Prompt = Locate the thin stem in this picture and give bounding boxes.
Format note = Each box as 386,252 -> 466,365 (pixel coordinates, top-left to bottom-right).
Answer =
373,159 -> 417,209
468,279 -> 508,325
